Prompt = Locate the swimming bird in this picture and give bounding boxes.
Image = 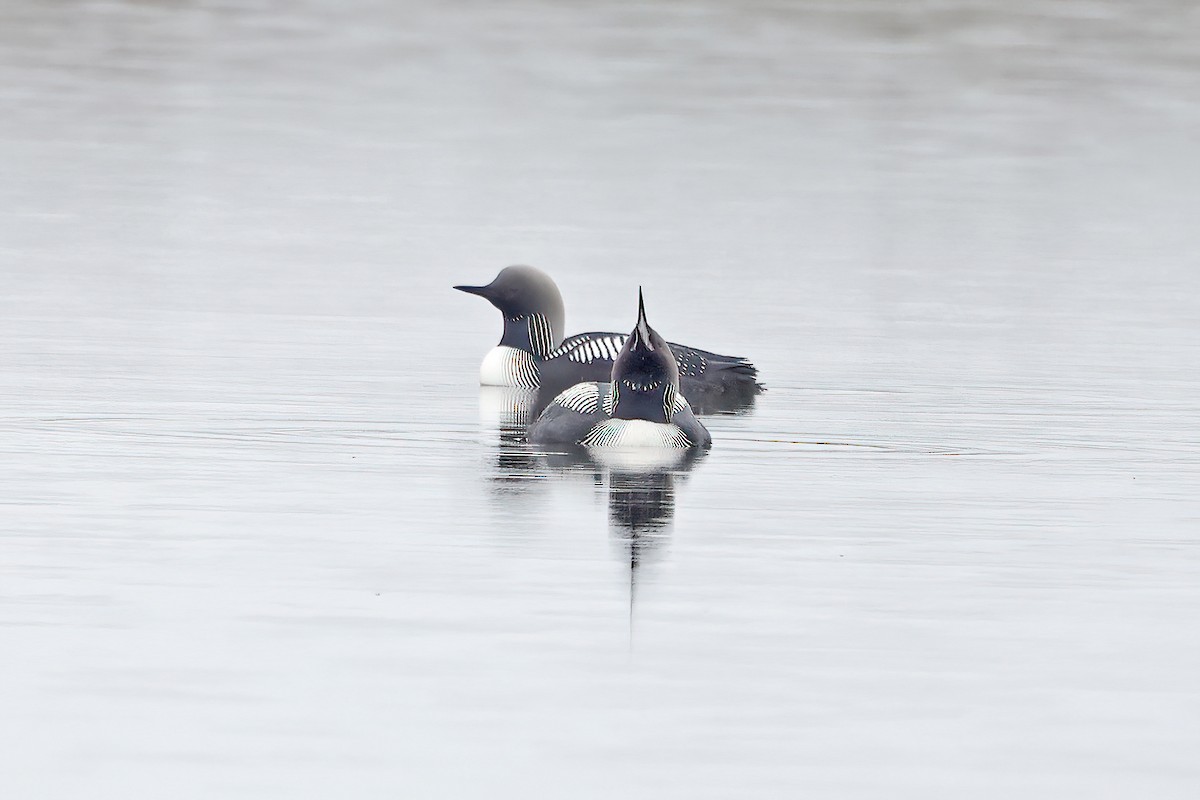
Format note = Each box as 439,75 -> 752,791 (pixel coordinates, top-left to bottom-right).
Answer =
454,265 -> 761,412
528,290 -> 711,448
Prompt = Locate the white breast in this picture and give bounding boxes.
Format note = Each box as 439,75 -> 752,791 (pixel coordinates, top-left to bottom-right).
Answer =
581,418 -> 692,449
479,346 -> 539,389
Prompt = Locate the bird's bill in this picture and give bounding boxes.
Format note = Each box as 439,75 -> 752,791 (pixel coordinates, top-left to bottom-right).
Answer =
453,284 -> 492,298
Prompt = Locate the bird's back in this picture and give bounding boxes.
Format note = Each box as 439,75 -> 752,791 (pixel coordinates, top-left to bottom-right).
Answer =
539,331 -> 761,413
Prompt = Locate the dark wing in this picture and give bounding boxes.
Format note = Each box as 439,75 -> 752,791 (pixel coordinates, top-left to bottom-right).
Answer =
670,401 -> 713,447
667,340 -> 762,413
664,341 -> 757,381
527,382 -> 608,446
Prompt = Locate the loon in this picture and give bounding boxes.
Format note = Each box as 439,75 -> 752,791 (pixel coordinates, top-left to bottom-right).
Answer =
454,265 -> 762,412
528,290 -> 711,449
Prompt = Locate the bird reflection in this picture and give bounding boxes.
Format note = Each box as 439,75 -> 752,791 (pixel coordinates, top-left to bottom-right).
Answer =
477,385 -> 541,428
480,384 -> 609,493
478,386 -> 555,494
601,451 -> 704,646
480,386 -> 707,643
510,436 -> 705,645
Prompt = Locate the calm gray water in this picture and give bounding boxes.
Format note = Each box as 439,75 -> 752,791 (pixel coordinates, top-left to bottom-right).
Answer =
2,1 -> 1199,797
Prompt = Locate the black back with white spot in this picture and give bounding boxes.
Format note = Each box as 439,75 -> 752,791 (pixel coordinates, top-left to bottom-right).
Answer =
551,332 -> 745,380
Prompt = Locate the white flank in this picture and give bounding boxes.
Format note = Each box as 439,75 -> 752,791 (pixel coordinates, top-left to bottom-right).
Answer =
479,346 -> 539,388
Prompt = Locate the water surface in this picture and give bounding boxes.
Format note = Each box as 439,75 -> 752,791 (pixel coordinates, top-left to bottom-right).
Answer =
2,1 -> 1199,797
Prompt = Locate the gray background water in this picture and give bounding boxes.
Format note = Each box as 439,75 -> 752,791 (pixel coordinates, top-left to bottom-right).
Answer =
2,1 -> 1199,797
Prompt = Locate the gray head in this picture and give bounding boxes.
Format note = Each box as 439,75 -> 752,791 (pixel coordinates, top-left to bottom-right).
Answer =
610,289 -> 680,424
454,265 -> 566,356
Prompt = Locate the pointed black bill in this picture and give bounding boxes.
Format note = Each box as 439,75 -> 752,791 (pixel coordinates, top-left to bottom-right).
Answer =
633,286 -> 653,349
453,284 -> 491,298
